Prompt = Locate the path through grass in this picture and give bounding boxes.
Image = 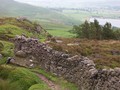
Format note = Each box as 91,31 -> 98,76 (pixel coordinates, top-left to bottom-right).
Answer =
32,68 -> 79,90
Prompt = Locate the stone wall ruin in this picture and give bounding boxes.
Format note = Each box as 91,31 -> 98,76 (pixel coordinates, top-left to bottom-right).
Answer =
13,36 -> 120,90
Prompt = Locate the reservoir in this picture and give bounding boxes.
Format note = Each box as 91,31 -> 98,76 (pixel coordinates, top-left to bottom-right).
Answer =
90,18 -> 120,28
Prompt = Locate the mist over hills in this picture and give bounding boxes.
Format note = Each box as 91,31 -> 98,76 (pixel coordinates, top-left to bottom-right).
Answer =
15,0 -> 120,8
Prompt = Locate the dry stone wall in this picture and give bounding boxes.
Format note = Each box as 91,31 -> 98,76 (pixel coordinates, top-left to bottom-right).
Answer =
13,36 -> 120,90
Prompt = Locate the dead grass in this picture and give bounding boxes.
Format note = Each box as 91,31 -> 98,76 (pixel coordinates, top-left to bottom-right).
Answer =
48,38 -> 120,69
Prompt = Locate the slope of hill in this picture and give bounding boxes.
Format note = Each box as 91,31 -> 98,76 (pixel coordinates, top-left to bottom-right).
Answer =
0,17 -> 78,90
0,0 -> 78,26
0,17 -> 47,40
0,17 -> 46,64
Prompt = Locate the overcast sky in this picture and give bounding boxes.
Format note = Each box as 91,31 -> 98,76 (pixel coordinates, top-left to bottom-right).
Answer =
14,0 -> 120,8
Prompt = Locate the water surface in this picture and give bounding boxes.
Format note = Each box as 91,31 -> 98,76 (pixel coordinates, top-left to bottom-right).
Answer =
90,18 -> 120,28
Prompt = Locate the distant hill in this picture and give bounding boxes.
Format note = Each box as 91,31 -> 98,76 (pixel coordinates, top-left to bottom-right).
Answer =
15,0 -> 120,8
0,0 -> 77,26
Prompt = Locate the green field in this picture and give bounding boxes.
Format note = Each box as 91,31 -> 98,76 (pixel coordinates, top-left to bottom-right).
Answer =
47,28 -> 75,38
44,8 -> 120,38
38,20 -> 75,38
42,24 -> 75,38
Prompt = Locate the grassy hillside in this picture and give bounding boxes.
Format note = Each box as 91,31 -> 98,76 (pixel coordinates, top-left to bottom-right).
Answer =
47,28 -> 75,38
1,18 -> 46,38
0,65 -> 51,90
0,64 -> 78,90
0,17 -> 47,64
0,17 -> 48,90
0,17 -> 78,90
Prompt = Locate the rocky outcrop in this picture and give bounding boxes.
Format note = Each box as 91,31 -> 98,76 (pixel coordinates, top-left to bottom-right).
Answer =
13,36 -> 120,90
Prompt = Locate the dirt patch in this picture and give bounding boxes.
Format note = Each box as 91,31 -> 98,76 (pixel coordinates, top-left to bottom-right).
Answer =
35,72 -> 61,90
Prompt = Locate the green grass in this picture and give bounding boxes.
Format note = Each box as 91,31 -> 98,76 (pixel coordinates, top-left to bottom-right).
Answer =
29,84 -> 51,90
0,24 -> 33,38
0,17 -> 47,41
0,65 -> 50,90
32,68 -> 79,90
0,40 -> 14,64
39,21 -> 71,29
39,20 -> 75,38
47,28 -> 75,38
0,65 -> 78,90
0,79 -> 22,90
0,42 -> 4,51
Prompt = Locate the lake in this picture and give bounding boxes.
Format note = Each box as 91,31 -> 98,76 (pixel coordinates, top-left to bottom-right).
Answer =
90,18 -> 120,28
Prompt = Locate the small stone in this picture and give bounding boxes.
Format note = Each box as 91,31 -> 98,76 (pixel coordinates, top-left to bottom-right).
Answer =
115,68 -> 120,72
15,50 -> 27,58
67,43 -> 79,46
6,57 -> 15,64
29,64 -> 34,68
61,54 -> 69,58
89,68 -> 98,76
56,40 -> 63,43
29,59 -> 33,62
82,60 -> 94,65
10,58 -> 15,63
0,54 -> 2,59
57,67 -> 62,69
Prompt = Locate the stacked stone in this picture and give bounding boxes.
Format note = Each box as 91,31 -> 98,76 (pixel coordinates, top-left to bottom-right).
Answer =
14,36 -> 120,90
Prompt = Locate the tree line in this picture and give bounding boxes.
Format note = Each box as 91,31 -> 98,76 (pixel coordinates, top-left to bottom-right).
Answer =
72,19 -> 120,40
